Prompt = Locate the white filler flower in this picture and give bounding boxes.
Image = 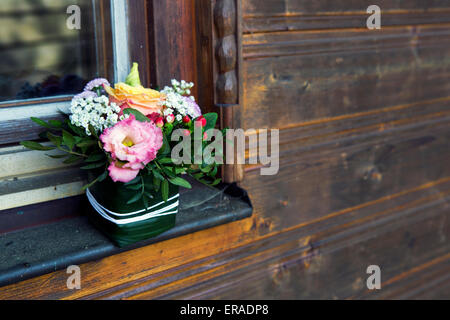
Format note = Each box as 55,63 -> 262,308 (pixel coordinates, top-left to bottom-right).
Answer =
69,95 -> 121,135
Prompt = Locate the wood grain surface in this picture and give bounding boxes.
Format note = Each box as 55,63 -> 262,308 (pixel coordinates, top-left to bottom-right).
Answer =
1,0 -> 449,299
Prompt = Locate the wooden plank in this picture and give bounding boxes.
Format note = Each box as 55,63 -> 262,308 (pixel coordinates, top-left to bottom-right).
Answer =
243,0 -> 450,17
148,0 -> 197,89
242,0 -> 450,33
242,112 -> 450,233
244,12 -> 450,33
242,25 -> 450,128
1,161 -> 449,299
126,0 -> 151,87
353,253 -> 450,299
0,102 -> 69,146
155,199 -> 450,299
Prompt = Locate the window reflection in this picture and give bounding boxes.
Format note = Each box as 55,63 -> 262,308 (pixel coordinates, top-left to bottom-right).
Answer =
0,0 -> 100,103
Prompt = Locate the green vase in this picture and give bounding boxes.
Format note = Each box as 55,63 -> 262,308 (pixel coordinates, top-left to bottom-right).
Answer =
86,176 -> 179,247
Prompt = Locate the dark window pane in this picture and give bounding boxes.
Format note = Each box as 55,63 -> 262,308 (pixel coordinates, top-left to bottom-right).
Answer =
0,0 -> 110,103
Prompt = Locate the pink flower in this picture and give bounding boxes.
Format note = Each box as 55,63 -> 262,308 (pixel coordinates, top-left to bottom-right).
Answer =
100,115 -> 163,183
182,96 -> 202,118
74,91 -> 97,100
84,78 -> 110,91
107,161 -> 144,183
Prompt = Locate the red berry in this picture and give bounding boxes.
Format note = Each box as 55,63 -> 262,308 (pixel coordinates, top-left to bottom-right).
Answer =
155,117 -> 164,128
195,116 -> 207,127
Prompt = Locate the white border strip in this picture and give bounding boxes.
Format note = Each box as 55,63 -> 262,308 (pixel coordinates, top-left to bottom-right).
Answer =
111,0 -> 130,83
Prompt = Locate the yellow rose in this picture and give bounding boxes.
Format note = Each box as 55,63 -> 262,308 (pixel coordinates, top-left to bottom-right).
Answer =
104,82 -> 165,116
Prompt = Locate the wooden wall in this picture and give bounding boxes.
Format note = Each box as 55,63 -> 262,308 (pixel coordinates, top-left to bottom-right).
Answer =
1,0 -> 449,299
239,0 -> 450,299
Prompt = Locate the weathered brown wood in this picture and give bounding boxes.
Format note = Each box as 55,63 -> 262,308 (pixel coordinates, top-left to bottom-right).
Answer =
242,25 -> 450,129
92,0 -> 114,82
155,199 -> 450,299
148,0 -> 197,90
243,0 -> 450,17
243,116 -> 450,233
211,0 -> 245,183
127,0 -> 151,87
2,0 -> 450,300
242,0 -> 450,33
194,0 -> 215,115
1,176 -> 448,299
243,12 -> 450,34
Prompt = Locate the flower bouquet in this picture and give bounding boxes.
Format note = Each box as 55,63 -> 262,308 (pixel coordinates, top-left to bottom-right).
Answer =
21,63 -> 223,247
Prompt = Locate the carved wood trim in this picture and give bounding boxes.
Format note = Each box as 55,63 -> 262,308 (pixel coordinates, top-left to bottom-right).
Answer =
212,0 -> 244,183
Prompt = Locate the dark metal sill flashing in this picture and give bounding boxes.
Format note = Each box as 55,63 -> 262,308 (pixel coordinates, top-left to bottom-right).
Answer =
0,182 -> 252,287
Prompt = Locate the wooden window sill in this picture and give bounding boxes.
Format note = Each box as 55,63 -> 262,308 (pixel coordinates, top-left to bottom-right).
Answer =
0,181 -> 252,287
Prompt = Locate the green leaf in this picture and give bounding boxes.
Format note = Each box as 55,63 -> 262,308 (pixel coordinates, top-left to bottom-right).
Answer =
63,155 -> 83,164
81,171 -> 108,191
161,180 -> 169,202
67,121 -> 84,136
158,158 -> 173,164
208,166 -> 218,177
164,123 -> 174,136
169,177 -> 192,189
126,184 -> 142,191
31,117 -> 52,129
62,130 -> 76,150
125,62 -> 142,87
80,162 -> 105,170
211,178 -> 221,186
200,164 -> 213,173
48,120 -> 63,128
20,141 -> 55,151
142,196 -> 149,209
153,175 -> 161,192
46,154 -> 68,159
76,139 -> 97,148
158,133 -> 170,156
88,125 -> 98,138
144,192 -> 154,199
85,152 -> 106,163
47,132 -> 62,147
192,172 -> 204,179
97,170 -> 108,182
175,167 -> 186,174
38,131 -> 48,140
127,192 -> 143,205
203,113 -> 218,131
124,176 -> 140,186
152,169 -> 165,181
122,108 -> 150,122
161,166 -> 176,178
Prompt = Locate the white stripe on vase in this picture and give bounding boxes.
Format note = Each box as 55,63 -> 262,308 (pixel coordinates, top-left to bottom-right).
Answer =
86,191 -> 178,225
86,188 -> 179,216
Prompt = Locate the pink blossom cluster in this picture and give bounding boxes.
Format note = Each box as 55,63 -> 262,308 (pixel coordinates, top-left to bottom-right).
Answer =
100,115 -> 163,183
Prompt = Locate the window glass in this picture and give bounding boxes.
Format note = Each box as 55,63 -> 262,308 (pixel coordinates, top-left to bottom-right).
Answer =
0,0 -> 103,103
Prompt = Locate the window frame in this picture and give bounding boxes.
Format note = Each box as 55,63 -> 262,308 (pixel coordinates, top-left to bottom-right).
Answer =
0,0 -> 244,217
0,0 -> 129,147
0,0 -> 132,213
